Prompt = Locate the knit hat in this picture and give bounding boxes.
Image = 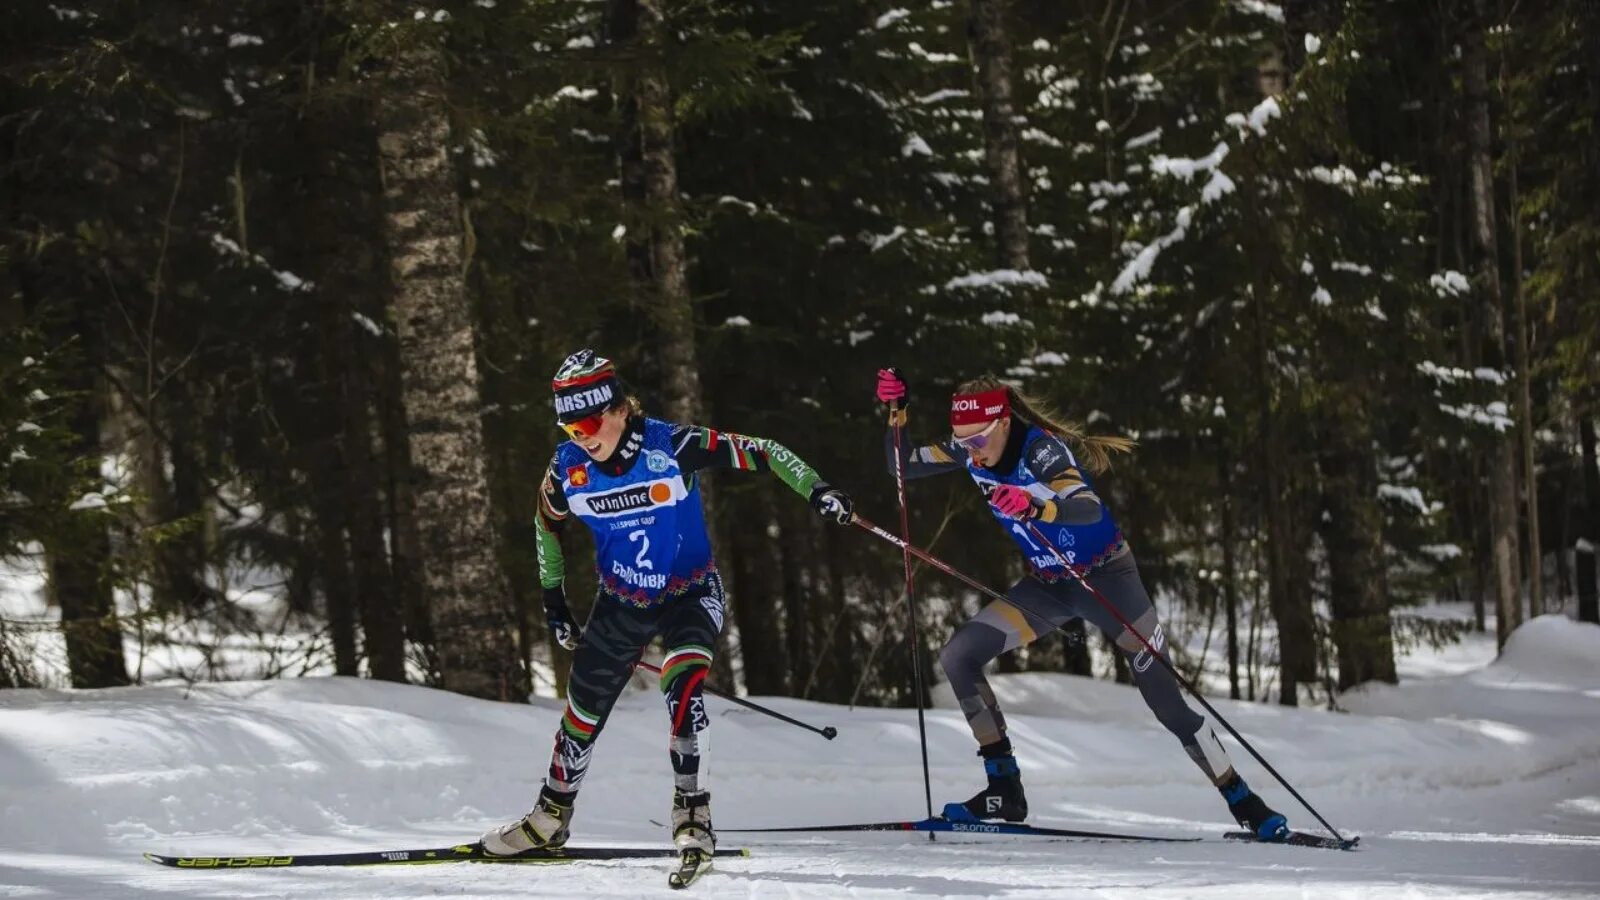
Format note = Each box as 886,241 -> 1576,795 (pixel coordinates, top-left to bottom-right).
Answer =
552,349 -> 622,423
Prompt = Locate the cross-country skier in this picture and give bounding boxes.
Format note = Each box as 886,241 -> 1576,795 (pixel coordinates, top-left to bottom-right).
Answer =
874,369 -> 1290,841
481,350 -> 856,870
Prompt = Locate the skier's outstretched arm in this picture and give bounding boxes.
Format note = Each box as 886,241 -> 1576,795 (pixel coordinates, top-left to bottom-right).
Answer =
671,424 -> 854,523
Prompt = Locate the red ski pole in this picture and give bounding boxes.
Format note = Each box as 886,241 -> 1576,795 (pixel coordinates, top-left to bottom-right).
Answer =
885,393 -> 936,829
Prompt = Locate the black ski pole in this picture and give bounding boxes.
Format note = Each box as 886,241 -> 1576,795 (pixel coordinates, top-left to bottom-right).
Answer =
885,392 -> 936,831
635,660 -> 837,740
1022,521 -> 1348,844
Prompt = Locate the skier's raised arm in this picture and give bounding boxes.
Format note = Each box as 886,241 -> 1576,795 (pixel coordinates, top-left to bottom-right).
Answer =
875,368 -> 967,480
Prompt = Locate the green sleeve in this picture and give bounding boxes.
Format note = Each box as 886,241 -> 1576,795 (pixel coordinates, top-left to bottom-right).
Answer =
535,512 -> 565,589
745,436 -> 823,499
534,455 -> 569,589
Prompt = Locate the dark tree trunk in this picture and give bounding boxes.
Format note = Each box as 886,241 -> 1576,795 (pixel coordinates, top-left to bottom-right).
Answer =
777,502 -> 812,696
1579,417 -> 1599,624
48,329 -> 129,689
302,94 -> 406,683
373,28 -> 523,700
378,306 -> 436,681
1317,395 -> 1397,689
1464,0 -> 1523,648
1503,93 -> 1541,615
128,386 -> 217,616
609,0 -> 704,422
1220,450 -> 1242,700
304,439 -> 359,676
721,494 -> 788,695
1252,300 -> 1316,706
968,0 -> 1029,269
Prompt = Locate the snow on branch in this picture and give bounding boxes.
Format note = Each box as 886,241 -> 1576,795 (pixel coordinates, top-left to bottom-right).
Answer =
945,269 -> 1050,291
1150,142 -> 1229,181
209,234 -> 314,293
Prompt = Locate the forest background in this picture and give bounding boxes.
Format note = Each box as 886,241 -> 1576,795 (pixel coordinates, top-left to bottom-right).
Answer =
3,0 -> 1596,710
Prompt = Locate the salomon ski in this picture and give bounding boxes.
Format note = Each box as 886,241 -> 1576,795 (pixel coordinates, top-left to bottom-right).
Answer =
722,817 -> 1197,843
1224,830 -> 1359,851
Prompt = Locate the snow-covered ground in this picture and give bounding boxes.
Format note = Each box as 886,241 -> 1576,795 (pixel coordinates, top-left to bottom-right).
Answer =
2,615 -> 1597,898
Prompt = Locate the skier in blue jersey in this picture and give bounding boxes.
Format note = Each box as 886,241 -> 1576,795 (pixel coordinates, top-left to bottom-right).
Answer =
482,350 -> 854,861
875,370 -> 1290,841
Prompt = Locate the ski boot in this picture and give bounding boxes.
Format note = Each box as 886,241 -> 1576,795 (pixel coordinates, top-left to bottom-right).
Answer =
942,743 -> 1028,823
668,789 -> 715,889
480,785 -> 575,856
1220,773 -> 1288,841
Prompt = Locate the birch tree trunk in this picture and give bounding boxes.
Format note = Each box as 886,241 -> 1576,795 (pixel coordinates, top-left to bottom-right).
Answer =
1463,2 -> 1524,648
373,30 -> 522,700
968,0 -> 1029,270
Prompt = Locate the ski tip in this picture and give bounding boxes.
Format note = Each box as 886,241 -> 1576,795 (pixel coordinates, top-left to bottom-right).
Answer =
144,853 -> 175,867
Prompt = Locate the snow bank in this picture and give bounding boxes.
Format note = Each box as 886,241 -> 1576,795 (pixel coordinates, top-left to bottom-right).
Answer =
1,617 -> 1596,897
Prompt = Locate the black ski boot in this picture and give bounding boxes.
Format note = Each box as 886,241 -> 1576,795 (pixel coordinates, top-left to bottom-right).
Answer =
942,741 -> 1028,823
1220,772 -> 1288,841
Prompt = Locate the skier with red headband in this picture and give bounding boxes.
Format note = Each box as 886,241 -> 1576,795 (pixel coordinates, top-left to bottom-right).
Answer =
875,369 -> 1290,842
481,350 -> 854,885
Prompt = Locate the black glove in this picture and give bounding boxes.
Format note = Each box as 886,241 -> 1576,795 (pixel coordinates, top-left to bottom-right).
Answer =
544,586 -> 580,650
809,483 -> 855,524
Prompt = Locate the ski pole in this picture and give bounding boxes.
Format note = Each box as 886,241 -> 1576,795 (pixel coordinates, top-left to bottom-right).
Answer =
635,660 -> 837,740
851,513 -> 1348,842
885,393 -> 936,829
1021,521 -> 1348,844
852,514 -> 1015,605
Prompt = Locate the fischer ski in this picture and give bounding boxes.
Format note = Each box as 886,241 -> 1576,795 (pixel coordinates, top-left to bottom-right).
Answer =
722,817 -> 1199,843
144,843 -> 750,869
667,848 -> 713,889
1224,830 -> 1359,851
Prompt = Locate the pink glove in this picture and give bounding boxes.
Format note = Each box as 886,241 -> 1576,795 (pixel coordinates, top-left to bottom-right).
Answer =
989,484 -> 1034,519
876,368 -> 907,405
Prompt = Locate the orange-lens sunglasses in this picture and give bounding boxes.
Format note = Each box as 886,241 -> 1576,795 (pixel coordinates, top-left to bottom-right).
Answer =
558,413 -> 607,441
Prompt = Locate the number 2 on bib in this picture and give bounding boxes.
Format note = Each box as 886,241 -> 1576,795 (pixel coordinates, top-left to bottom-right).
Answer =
628,529 -> 654,569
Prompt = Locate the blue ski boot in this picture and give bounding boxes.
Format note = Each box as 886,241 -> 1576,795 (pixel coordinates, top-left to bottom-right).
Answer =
942,742 -> 1028,823
1220,773 -> 1288,841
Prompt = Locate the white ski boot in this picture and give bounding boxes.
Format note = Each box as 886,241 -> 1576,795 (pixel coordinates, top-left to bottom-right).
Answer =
480,787 -> 574,856
668,789 -> 714,888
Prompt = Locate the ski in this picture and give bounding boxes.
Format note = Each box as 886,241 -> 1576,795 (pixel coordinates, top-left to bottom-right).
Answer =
722,817 -> 1199,843
144,843 -> 750,869
667,848 -> 713,889
1224,830 -> 1359,851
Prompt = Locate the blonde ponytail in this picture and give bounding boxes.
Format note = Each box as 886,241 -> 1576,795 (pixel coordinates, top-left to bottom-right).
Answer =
954,376 -> 1135,474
